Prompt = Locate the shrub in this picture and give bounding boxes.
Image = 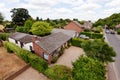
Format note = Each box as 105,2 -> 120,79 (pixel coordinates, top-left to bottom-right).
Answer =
45,65 -> 73,80
4,41 -> 48,73
72,56 -> 106,80
80,32 -> 103,39
81,39 -> 116,63
51,56 -> 58,63
0,33 -> 10,40
117,29 -> 120,34
52,47 -> 65,63
15,26 -> 24,32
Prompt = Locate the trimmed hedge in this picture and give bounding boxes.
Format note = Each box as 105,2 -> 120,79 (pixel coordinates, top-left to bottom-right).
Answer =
80,32 -> 103,39
4,41 -> 48,73
71,38 -> 85,47
0,33 -> 10,40
45,65 -> 73,80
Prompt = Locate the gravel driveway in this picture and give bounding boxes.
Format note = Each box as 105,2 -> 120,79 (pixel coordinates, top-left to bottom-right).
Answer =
55,46 -> 85,68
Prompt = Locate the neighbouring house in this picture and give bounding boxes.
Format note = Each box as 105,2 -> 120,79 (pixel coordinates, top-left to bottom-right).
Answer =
64,21 -> 84,33
5,28 -> 15,32
83,21 -> 92,29
8,32 -> 37,52
33,32 -> 72,64
115,24 -> 120,30
0,25 -> 5,32
51,28 -> 79,38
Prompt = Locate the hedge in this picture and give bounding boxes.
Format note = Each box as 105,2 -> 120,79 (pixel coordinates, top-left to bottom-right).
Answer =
72,56 -> 106,80
80,32 -> 103,39
4,41 -> 48,73
0,33 -> 10,40
117,29 -> 120,34
45,65 -> 73,80
71,38 -> 85,47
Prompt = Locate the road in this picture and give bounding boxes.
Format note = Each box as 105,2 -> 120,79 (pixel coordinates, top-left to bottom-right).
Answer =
106,33 -> 120,80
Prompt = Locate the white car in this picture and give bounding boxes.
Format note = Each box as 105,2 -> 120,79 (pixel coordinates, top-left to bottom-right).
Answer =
105,30 -> 110,34
80,34 -> 89,39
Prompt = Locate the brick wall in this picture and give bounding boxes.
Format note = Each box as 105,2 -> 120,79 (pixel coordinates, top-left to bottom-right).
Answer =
64,21 -> 84,32
33,42 -> 53,64
33,42 -> 45,57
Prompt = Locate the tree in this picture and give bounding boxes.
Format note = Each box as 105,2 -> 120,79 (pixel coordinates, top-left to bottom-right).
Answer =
10,8 -> 31,26
36,16 -> 40,21
81,39 -> 116,63
93,13 -> 120,28
72,56 -> 106,80
15,26 -> 24,32
0,12 -> 4,24
23,18 -> 34,33
30,21 -> 53,36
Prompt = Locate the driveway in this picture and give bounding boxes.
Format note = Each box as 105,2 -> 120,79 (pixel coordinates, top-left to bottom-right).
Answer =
13,67 -> 49,80
55,46 -> 85,68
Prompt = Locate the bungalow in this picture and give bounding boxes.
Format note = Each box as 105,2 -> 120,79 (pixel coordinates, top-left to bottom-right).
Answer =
64,21 -> 84,33
8,32 -> 37,52
51,28 -> 79,38
33,32 -> 72,64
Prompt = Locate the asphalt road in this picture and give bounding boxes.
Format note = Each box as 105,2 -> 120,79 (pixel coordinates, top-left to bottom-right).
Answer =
106,33 -> 120,80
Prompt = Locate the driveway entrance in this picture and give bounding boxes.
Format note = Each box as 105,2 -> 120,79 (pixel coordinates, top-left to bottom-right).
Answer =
55,46 -> 85,68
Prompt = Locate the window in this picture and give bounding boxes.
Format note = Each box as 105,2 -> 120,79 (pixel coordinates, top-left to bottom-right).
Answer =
44,53 -> 49,60
15,40 -> 18,44
20,42 -> 23,48
30,46 -> 32,51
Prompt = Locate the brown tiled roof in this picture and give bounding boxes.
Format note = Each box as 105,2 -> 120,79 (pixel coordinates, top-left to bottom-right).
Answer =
35,32 -> 72,54
73,21 -> 84,28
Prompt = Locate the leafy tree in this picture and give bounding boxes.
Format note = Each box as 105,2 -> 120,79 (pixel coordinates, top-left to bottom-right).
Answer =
93,26 -> 103,33
72,56 -> 106,80
36,16 -> 40,21
0,12 -> 4,24
45,65 -> 73,80
73,18 -> 79,22
46,18 -> 50,23
15,26 -> 24,32
81,39 -> 116,63
93,13 -> 120,28
30,21 -> 53,36
79,20 -> 85,25
23,18 -> 34,33
10,8 -> 31,26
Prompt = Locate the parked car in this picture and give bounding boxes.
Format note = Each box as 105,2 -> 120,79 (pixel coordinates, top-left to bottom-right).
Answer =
110,30 -> 115,34
105,30 -> 110,34
80,34 -> 89,39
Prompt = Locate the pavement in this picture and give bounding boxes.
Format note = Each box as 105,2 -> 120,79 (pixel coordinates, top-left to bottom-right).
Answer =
105,33 -> 120,80
55,46 -> 85,68
13,67 -> 49,80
